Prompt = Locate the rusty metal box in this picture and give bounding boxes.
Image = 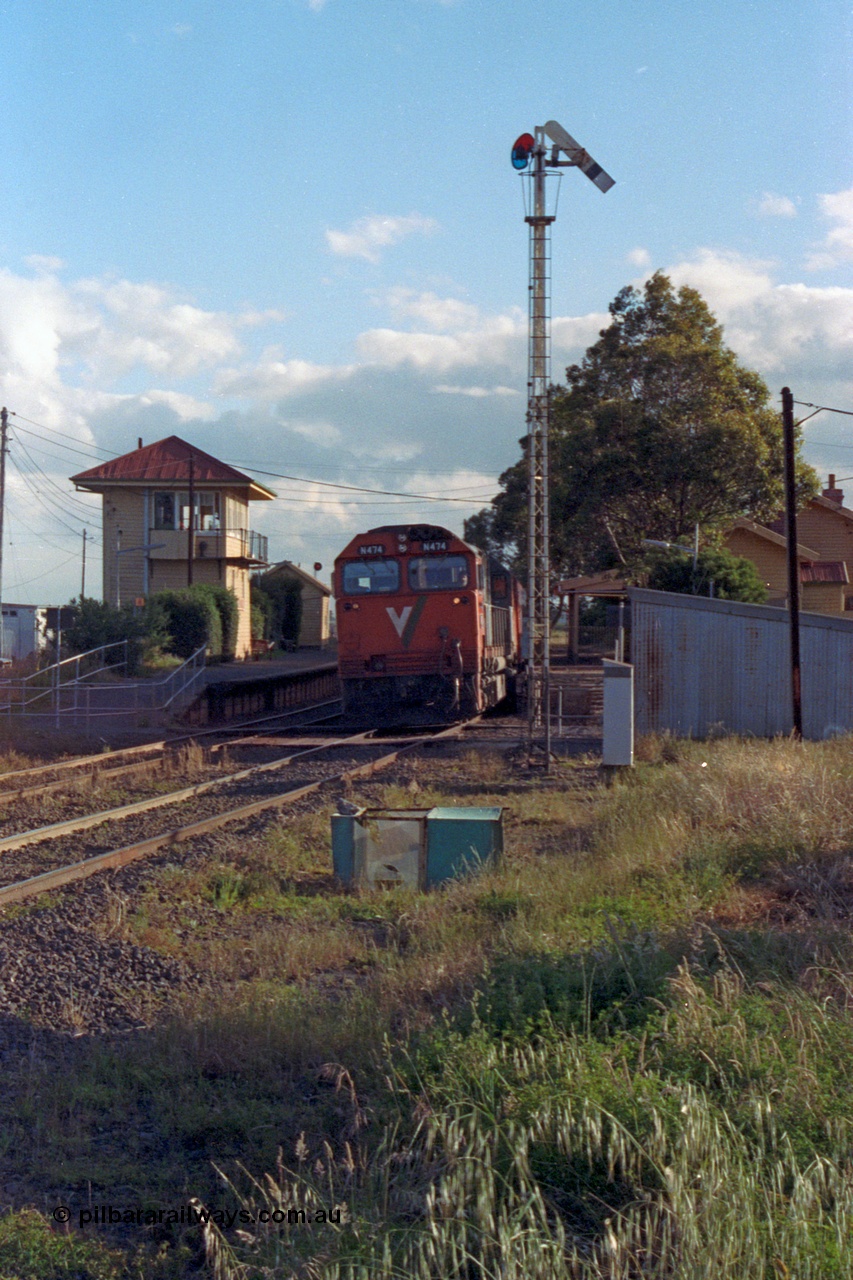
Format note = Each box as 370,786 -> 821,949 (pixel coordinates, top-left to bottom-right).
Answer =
331,806 -> 502,890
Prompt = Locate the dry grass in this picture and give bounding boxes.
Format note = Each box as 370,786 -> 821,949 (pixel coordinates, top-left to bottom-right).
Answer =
10,734 -> 853,1278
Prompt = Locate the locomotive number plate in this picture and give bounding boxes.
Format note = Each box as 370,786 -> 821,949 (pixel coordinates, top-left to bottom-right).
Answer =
421,540 -> 447,551
358,544 -> 385,555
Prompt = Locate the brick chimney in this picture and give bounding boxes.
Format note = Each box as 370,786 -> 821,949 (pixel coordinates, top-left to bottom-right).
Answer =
823,473 -> 844,504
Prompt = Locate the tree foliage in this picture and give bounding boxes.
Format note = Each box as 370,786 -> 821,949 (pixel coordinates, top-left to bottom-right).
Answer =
647,546 -> 768,602
466,273 -> 818,579
62,597 -> 172,673
253,573 -> 303,650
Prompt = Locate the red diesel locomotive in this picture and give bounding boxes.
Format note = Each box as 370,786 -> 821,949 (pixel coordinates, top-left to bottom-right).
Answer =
334,524 -> 523,721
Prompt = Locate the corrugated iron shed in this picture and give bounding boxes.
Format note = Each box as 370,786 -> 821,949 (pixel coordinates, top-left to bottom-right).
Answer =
631,586 -> 853,740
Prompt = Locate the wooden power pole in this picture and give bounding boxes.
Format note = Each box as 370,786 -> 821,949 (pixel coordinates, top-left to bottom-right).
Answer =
782,386 -> 803,738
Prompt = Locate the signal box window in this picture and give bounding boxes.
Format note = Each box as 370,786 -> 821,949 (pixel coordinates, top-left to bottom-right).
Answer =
154,492 -> 176,530
408,555 -> 469,591
154,490 -> 220,531
342,559 -> 400,594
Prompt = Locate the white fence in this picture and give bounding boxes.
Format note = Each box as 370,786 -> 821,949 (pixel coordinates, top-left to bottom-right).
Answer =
631,587 -> 853,740
0,642 -> 207,727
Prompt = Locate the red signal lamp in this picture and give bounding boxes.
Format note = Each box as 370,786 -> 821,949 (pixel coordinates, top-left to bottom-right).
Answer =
511,133 -> 535,170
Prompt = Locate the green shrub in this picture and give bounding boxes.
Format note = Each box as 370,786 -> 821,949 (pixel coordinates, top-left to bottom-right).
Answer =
190,583 -> 239,659
62,597 -> 171,674
647,545 -> 767,602
154,589 -> 217,659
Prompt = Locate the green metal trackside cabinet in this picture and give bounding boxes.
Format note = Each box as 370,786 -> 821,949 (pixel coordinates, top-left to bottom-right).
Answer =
331,806 -> 503,891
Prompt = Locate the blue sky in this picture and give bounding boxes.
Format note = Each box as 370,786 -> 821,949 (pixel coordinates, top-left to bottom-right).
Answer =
0,0 -> 851,602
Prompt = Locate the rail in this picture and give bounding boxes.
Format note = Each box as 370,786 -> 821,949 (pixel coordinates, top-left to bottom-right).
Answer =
0,716 -> 481,907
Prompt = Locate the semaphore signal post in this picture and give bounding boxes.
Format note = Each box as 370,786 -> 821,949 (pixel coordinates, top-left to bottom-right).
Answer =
511,121 -> 614,766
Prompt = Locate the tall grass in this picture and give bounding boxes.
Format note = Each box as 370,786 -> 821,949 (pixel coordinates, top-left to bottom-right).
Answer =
195,737 -> 853,1278
202,977 -> 853,1278
8,736 -> 853,1278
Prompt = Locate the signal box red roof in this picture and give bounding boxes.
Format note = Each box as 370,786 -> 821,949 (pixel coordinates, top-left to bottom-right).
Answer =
71,435 -> 275,500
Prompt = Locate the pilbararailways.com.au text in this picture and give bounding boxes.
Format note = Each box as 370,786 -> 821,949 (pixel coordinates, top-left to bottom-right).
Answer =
52,1204 -> 342,1230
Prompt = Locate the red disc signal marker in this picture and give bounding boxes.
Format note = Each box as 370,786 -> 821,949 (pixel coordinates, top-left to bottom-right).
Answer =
511,133 -> 535,170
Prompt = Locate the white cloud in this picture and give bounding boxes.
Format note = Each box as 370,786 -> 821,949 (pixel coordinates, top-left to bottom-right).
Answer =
216,355 -> 355,400
552,312 -> 611,355
807,187 -> 853,269
383,287 -> 481,331
170,23 -> 192,36
25,254 -> 65,273
325,213 -> 438,262
661,248 -> 853,386
432,384 -> 520,398
7,243 -> 853,608
356,319 -> 520,372
751,192 -> 798,219
664,248 -> 775,311
628,247 -> 651,267
71,279 -> 245,379
281,417 -> 343,447
136,389 -> 215,420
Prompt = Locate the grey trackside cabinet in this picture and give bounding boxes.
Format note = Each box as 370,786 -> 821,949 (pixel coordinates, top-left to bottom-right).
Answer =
602,659 -> 634,767
331,806 -> 503,890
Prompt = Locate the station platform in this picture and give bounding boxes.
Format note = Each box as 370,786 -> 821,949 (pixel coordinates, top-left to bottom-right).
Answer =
203,647 -> 337,686
184,649 -> 340,725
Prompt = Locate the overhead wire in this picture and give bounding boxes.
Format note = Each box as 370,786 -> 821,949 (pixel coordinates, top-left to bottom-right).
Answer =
9,412 -> 117,461
11,463 -> 99,542
794,400 -> 853,419
11,431 -> 101,521
221,463 -> 496,503
7,410 -> 498,504
5,551 -> 80,593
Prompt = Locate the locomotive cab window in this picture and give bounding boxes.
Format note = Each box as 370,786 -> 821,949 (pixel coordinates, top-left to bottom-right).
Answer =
408,555 -> 469,591
341,559 -> 400,594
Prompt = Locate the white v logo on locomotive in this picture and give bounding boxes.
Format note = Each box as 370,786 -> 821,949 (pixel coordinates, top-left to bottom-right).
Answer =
386,606 -> 412,638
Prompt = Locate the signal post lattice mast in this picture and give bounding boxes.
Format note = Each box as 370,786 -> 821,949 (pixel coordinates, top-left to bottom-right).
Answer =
511,122 -> 614,762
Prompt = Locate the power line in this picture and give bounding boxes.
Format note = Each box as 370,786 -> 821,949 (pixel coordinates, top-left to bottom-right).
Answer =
8,409 -> 495,504
11,464 -> 96,541
5,551 -> 79,593
222,463 -> 494,503
794,401 -> 853,419
11,431 -> 101,519
9,413 -> 117,460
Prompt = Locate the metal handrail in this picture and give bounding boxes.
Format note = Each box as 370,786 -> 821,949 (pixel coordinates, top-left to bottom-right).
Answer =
0,642 -> 207,720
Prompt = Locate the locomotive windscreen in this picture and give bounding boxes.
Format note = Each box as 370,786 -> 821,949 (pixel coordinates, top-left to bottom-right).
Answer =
341,558 -> 400,594
407,555 -> 469,591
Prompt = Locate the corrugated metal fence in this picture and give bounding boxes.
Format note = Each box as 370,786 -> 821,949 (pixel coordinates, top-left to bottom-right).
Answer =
631,587 -> 853,739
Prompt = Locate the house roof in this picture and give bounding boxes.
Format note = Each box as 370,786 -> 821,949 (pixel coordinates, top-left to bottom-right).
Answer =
766,493 -> 853,534
800,561 -> 849,584
558,568 -> 627,595
71,436 -> 275,500
261,561 -> 331,596
727,517 -> 821,561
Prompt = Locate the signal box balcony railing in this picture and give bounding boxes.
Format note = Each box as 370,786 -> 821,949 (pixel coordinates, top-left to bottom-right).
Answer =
148,528 -> 269,565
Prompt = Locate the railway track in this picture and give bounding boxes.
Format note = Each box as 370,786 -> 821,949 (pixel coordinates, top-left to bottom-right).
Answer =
0,697 -> 345,802
0,716 -> 480,908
